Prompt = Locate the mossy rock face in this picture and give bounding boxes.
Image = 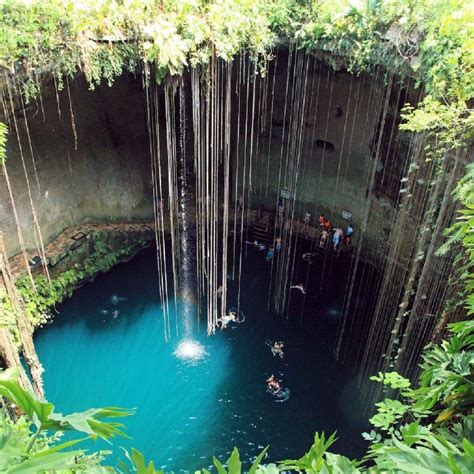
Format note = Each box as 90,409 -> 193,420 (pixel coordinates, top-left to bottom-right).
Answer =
10,229 -> 154,331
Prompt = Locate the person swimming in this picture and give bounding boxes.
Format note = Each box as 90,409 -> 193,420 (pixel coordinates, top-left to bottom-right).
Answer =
245,240 -> 265,251
218,311 -> 237,330
110,295 -> 126,305
290,283 -> 306,294
218,308 -> 245,329
271,341 -> 285,358
216,286 -> 223,298
266,375 -> 281,393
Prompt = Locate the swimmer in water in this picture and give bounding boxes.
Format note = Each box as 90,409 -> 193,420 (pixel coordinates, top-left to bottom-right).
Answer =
302,252 -> 315,264
110,295 -> 126,305
245,240 -> 263,249
216,286 -> 223,298
218,310 -> 237,330
271,341 -> 285,358
290,283 -> 306,295
266,375 -> 281,393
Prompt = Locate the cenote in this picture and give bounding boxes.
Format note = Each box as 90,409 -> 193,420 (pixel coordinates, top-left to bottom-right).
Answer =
1,1 -> 472,472
34,243 -> 370,470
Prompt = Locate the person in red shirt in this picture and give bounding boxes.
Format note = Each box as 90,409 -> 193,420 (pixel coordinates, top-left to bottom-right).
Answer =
323,219 -> 332,232
318,214 -> 326,229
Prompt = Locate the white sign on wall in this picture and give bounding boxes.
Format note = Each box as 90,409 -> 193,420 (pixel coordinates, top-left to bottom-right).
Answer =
280,189 -> 293,200
342,209 -> 352,221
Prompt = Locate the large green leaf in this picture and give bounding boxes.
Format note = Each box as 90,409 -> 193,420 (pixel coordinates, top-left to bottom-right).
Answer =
0,378 -> 54,427
228,447 -> 242,474
249,446 -> 269,474
212,454 -> 228,474
8,450 -> 84,473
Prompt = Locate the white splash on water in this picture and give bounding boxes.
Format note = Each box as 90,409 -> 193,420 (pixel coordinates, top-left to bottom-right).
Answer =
174,339 -> 207,364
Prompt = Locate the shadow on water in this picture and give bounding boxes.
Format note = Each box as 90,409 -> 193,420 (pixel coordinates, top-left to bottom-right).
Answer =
35,243 -> 371,471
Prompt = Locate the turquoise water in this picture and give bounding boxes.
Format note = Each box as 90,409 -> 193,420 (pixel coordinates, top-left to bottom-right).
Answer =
34,244 -> 369,471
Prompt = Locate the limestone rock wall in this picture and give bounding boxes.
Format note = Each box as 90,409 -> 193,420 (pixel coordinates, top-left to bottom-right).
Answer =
1,55 -> 412,260
1,73 -> 153,257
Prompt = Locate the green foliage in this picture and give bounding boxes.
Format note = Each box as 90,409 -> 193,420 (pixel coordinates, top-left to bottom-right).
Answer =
366,421 -> 474,473
0,0 -> 470,174
121,448 -> 164,474
0,0 -> 275,92
0,367 -> 133,472
437,164 -> 474,316
370,371 -> 412,391
415,321 -> 474,422
361,318 -> 474,473
278,432 -> 360,473
366,320 -> 473,439
369,399 -> 410,432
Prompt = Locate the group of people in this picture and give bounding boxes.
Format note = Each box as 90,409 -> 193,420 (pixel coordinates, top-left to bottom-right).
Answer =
265,344 -> 291,401
283,206 -> 355,253
316,214 -> 353,252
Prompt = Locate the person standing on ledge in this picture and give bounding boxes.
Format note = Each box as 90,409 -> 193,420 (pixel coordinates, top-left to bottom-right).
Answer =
304,210 -> 312,229
319,228 -> 329,248
275,237 -> 282,252
237,195 -> 244,211
332,228 -> 344,251
266,246 -> 274,262
345,224 -> 354,245
318,213 -> 326,229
